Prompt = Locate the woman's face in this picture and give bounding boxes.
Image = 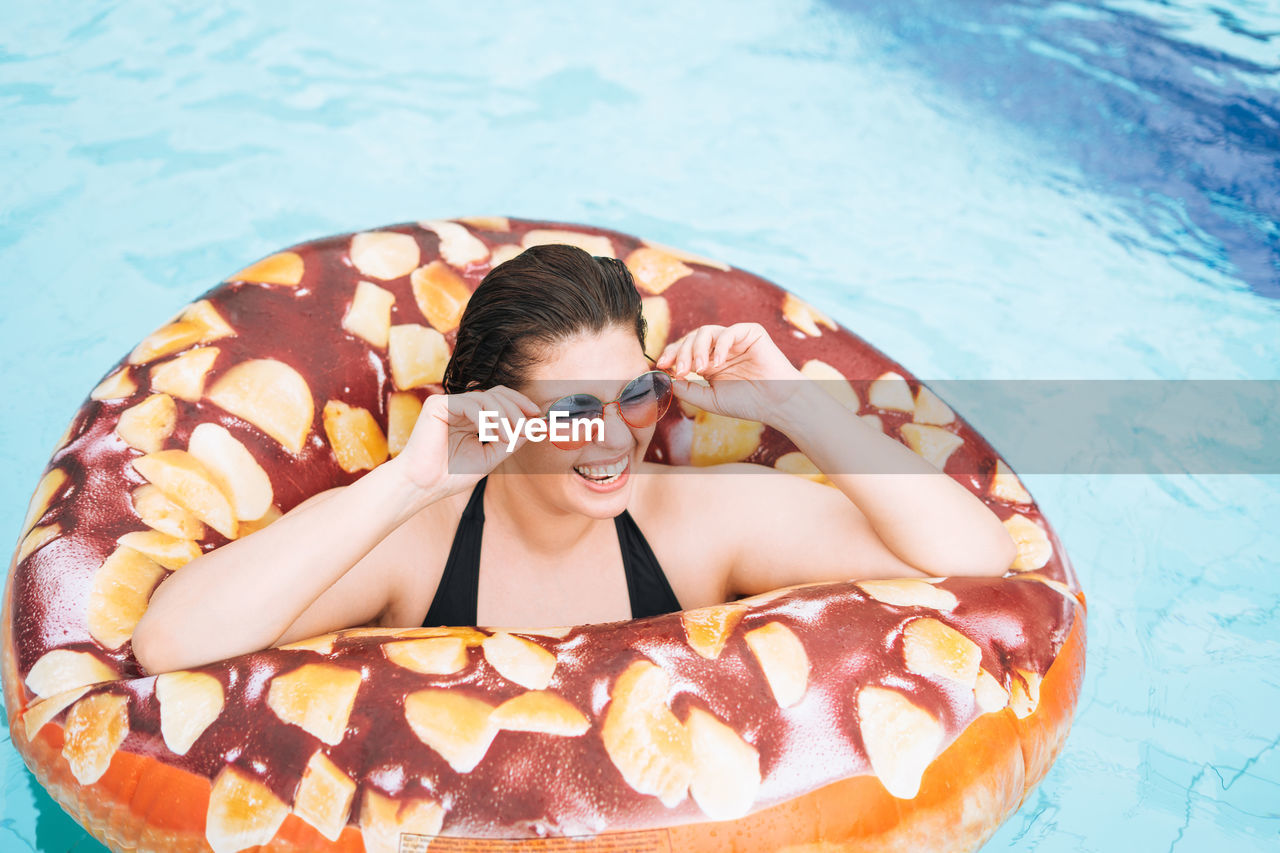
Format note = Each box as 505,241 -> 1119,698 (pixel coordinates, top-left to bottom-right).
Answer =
506,325 -> 656,520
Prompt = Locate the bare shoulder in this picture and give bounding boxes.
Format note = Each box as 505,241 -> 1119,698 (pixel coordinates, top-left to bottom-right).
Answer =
628,461 -> 714,519
634,460 -> 825,512
633,461 -> 855,546
629,462 -> 814,607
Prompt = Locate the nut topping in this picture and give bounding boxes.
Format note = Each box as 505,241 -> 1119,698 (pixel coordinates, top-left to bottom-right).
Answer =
491,690 -> 590,736
341,280 -> 395,348
24,650 -> 120,699
227,251 -> 304,286
62,692 -> 130,785
90,367 -> 136,401
902,617 -> 982,686
116,393 -> 176,453
482,632 -> 558,690
744,622 -> 810,708
625,247 -> 693,295
150,346 -> 220,402
206,359 -> 315,455
404,689 -> 499,773
782,293 -> 837,337
641,296 -> 671,359
206,765 -> 289,853
690,409 -> 764,466
420,219 -> 491,267
349,231 -> 420,280
293,749 -> 356,842
685,706 -> 760,820
1004,514 -> 1053,571
601,660 -> 693,807
681,604 -> 746,660
856,685 -> 944,800
266,663 -> 362,745
156,671 -> 224,755
868,372 -> 914,413
87,546 -> 167,649
899,423 -> 964,470
990,459 -> 1033,504
132,450 -> 238,539
322,400 -> 389,473
359,788 -> 445,853
521,229 -> 615,258
389,324 -> 448,390
410,260 -> 471,333
188,422 -> 275,522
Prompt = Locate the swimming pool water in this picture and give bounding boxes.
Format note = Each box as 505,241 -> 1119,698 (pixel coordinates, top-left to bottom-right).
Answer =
2,1 -> 1277,850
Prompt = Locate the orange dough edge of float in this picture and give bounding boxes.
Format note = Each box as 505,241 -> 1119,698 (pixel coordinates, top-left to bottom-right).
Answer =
2,217 -> 1086,852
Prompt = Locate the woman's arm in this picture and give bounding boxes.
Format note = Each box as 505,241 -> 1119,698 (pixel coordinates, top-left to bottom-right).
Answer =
131,458 -> 442,674
768,383 -> 1017,577
131,384 -> 542,675
657,322 -> 1016,590
687,463 -> 927,598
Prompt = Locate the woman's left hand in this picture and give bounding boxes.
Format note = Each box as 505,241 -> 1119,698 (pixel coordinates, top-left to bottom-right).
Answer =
655,322 -> 803,425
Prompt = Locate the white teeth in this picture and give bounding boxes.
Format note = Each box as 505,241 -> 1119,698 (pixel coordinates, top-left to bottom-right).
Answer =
574,457 -> 629,484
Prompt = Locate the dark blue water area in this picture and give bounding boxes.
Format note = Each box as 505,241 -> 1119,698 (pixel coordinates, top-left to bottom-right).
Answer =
825,0 -> 1280,299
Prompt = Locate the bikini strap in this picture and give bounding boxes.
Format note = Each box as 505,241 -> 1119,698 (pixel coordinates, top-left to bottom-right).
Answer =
615,509 -> 682,619
421,477 -> 487,627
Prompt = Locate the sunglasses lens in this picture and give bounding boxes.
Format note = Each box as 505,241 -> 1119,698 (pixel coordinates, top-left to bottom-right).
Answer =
547,393 -> 603,419
546,394 -> 602,449
543,372 -> 673,450
618,371 -> 673,428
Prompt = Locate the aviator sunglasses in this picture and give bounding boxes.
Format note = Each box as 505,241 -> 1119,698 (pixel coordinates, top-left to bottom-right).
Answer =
536,358 -> 675,450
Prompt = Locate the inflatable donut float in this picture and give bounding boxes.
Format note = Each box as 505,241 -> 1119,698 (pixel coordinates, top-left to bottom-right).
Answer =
3,217 -> 1085,853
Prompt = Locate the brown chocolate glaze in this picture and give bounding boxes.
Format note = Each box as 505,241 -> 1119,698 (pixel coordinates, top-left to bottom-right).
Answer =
5,218 -> 1081,838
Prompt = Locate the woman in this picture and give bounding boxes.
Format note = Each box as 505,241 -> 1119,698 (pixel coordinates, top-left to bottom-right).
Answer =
132,244 -> 1016,675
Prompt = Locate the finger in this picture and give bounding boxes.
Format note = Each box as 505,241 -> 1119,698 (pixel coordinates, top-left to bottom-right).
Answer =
496,394 -> 532,440
445,391 -> 494,435
670,376 -> 717,412
455,393 -> 516,446
488,384 -> 542,418
454,393 -> 523,459
478,391 -> 529,442
716,323 -> 765,367
737,322 -> 765,346
439,397 -> 494,460
656,331 -> 692,369
710,324 -> 743,367
691,325 -> 721,373
486,391 -> 537,436
448,394 -> 485,426
674,332 -> 700,377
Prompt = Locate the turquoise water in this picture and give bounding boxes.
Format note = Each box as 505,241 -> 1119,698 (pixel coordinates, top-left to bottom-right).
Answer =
2,1 -> 1278,850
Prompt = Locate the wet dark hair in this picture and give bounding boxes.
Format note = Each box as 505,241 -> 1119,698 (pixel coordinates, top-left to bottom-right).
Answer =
443,243 -> 647,394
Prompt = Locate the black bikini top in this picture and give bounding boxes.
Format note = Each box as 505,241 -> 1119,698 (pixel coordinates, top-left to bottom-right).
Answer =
422,476 -> 682,627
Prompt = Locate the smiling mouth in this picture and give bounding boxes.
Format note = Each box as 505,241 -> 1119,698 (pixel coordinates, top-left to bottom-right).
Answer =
572,455 -> 630,484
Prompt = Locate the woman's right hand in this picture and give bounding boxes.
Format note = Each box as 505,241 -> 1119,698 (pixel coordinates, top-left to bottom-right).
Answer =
396,385 -> 543,498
